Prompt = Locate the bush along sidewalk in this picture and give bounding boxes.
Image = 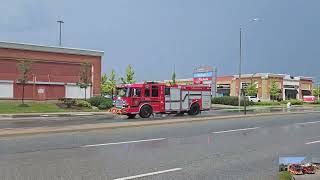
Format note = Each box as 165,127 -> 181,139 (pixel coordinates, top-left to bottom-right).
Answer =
212,96 -> 254,106
212,96 -> 307,106
88,96 -> 113,110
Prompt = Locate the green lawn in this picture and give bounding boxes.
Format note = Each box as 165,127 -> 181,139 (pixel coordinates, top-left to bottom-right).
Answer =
279,171 -> 293,180
0,102 -> 100,114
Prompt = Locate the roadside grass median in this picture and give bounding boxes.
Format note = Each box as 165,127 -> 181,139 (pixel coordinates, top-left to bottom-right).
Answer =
279,171 -> 293,180
0,102 -> 100,114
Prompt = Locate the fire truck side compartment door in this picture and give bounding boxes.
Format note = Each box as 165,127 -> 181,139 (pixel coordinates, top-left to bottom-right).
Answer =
181,90 -> 189,110
202,91 -> 211,109
165,88 -> 180,110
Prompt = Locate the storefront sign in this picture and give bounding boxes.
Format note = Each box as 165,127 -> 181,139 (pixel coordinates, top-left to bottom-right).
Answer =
193,66 -> 213,85
303,96 -> 315,103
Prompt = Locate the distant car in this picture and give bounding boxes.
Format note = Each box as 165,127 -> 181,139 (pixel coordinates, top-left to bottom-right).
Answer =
247,96 -> 261,102
302,165 -> 315,174
288,164 -> 303,175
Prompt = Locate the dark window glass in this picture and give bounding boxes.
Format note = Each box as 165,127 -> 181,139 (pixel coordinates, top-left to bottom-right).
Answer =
152,86 -> 159,97
144,87 -> 150,97
165,87 -> 170,96
130,88 -> 141,97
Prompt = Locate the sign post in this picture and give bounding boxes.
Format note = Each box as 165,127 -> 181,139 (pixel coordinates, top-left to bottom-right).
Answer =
193,66 -> 216,97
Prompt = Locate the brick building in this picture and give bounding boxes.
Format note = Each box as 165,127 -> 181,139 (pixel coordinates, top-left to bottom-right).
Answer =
0,41 -> 103,100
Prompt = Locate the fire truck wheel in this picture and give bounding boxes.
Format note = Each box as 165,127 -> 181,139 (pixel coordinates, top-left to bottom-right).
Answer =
188,103 -> 200,116
127,114 -> 137,119
139,105 -> 153,118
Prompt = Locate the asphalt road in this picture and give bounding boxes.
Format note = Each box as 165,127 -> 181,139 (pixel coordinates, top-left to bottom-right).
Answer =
1,113 -> 320,179
294,174 -> 320,180
0,106 -> 315,129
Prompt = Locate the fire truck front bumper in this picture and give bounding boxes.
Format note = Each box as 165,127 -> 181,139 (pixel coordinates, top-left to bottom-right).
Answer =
109,107 -> 128,115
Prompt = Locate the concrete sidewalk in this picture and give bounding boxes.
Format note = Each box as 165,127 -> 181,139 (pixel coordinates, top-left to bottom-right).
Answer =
0,110 -> 318,137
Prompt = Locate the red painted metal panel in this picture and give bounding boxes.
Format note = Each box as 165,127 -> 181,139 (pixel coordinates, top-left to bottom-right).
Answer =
14,84 -> 65,100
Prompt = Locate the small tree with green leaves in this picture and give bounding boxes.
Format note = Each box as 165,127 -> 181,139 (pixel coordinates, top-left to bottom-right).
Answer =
270,80 -> 280,101
101,69 -> 117,96
120,64 -> 136,84
313,85 -> 320,100
17,59 -> 32,105
77,62 -> 92,100
245,83 -> 257,96
170,70 -> 176,85
245,74 -> 257,96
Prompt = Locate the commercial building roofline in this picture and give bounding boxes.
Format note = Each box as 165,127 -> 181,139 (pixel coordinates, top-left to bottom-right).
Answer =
0,41 -> 104,57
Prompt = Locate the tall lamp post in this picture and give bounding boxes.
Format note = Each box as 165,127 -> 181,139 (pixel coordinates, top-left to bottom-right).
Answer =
238,18 -> 260,110
57,20 -> 64,46
238,27 -> 242,109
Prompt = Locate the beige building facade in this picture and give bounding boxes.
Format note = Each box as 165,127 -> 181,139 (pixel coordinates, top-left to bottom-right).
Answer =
166,73 -> 313,101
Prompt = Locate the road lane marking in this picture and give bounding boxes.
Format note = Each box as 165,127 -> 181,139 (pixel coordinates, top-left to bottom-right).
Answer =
113,168 -> 182,180
81,138 -> 166,147
305,140 -> 320,145
295,121 -> 320,125
212,127 -> 260,134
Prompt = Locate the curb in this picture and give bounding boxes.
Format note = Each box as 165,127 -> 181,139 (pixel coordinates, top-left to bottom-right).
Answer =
0,112 -> 113,119
0,110 -> 318,137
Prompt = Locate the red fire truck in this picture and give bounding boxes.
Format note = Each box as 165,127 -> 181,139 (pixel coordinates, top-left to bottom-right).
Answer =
110,82 -> 212,118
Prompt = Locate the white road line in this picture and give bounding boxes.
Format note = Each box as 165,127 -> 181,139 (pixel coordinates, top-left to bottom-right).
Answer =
82,138 -> 166,148
113,168 -> 182,180
212,127 -> 260,134
305,140 -> 320,145
295,121 -> 320,125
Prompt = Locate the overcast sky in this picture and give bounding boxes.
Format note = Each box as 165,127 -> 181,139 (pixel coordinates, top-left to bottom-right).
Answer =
1,0 -> 319,81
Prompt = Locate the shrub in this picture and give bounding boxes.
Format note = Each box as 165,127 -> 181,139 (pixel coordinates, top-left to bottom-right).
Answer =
98,99 -> 113,110
58,98 -> 75,108
88,96 -> 108,107
212,96 -> 253,106
75,99 -> 91,108
254,101 -> 281,106
311,100 -> 320,104
288,99 -> 304,105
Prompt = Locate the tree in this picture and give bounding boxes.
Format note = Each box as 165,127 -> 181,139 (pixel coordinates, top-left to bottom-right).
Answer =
77,62 -> 92,100
17,59 -> 32,105
120,64 -> 136,84
313,85 -> 320,99
170,69 -> 176,85
101,69 -> 117,96
245,74 -> 257,96
270,80 -> 280,101
245,83 -> 257,96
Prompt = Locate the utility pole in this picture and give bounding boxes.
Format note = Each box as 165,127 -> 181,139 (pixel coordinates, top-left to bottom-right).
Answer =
57,20 -> 64,46
318,83 -> 320,101
238,27 -> 242,110
212,67 -> 218,97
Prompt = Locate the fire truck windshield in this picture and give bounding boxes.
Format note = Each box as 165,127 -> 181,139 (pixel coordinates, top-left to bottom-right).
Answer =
116,87 -> 130,97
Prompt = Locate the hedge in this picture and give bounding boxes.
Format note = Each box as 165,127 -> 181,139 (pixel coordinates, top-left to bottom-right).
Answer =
88,96 -> 109,107
212,96 -> 253,106
98,99 -> 113,110
253,101 -> 281,106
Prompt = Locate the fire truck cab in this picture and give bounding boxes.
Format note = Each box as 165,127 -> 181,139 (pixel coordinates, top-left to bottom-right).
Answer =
111,82 -> 212,118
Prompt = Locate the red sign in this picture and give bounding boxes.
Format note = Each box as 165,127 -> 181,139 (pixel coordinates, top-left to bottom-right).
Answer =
193,77 -> 212,84
303,96 -> 315,103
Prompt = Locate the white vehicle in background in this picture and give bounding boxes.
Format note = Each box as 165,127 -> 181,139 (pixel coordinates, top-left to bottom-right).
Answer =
247,96 -> 261,102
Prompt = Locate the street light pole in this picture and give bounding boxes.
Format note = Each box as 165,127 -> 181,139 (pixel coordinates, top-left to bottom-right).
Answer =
318,83 -> 320,101
57,20 -> 64,46
238,27 -> 242,110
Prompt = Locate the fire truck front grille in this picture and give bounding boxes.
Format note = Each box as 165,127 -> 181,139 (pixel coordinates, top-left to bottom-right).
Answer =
115,100 -> 124,108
